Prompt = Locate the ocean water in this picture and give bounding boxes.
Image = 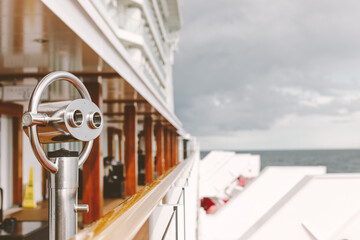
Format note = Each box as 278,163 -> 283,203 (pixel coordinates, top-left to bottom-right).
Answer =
200,149 -> 360,173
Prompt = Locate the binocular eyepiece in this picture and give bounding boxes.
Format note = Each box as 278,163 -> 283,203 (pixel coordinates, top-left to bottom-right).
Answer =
23,99 -> 103,143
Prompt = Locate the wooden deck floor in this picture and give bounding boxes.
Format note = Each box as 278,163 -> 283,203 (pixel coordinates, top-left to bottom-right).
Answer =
5,186 -> 145,223
5,200 -> 48,221
4,186 -> 149,238
5,198 -> 128,222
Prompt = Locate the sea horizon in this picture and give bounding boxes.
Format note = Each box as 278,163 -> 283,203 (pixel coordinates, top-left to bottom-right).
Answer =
200,148 -> 360,173
201,147 -> 360,152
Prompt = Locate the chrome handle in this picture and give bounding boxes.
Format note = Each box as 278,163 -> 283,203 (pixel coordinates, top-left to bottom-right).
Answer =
74,204 -> 89,213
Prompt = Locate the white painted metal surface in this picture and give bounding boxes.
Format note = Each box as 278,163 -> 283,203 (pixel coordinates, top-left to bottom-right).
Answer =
199,166 -> 326,240
0,116 -> 13,210
149,204 -> 177,240
199,151 -> 236,182
245,174 -> 360,240
331,209 -> 360,240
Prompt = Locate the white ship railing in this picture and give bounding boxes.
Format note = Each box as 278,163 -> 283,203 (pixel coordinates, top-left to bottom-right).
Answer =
73,151 -> 199,240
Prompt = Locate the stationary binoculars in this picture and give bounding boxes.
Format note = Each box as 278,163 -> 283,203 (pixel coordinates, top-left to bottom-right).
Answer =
22,71 -> 103,173
22,71 -> 104,240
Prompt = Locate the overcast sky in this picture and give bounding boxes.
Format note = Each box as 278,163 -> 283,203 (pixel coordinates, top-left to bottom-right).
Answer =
173,0 -> 360,150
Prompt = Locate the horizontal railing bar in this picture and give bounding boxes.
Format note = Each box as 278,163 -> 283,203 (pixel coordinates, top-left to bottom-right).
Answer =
104,112 -> 160,116
0,71 -> 119,80
73,153 -> 196,240
103,99 -> 147,103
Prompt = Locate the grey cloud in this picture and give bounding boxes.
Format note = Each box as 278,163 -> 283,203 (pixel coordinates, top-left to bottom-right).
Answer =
173,0 -> 360,136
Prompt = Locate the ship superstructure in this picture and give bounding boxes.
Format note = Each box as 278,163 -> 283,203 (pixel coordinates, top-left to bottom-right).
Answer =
0,0 -> 199,239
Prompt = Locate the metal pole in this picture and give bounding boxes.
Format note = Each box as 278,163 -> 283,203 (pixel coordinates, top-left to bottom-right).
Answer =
182,187 -> 186,240
48,150 -> 88,240
174,206 -> 178,240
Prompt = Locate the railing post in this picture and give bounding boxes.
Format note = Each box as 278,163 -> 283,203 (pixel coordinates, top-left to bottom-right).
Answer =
83,80 -> 103,224
164,127 -> 171,170
124,104 -> 137,195
155,122 -> 164,176
145,115 -> 154,183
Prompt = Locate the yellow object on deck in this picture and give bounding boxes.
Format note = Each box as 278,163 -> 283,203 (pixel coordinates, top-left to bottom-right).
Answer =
22,167 -> 37,208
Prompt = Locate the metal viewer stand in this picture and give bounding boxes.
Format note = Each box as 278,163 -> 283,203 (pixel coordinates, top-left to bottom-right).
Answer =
22,71 -> 104,240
